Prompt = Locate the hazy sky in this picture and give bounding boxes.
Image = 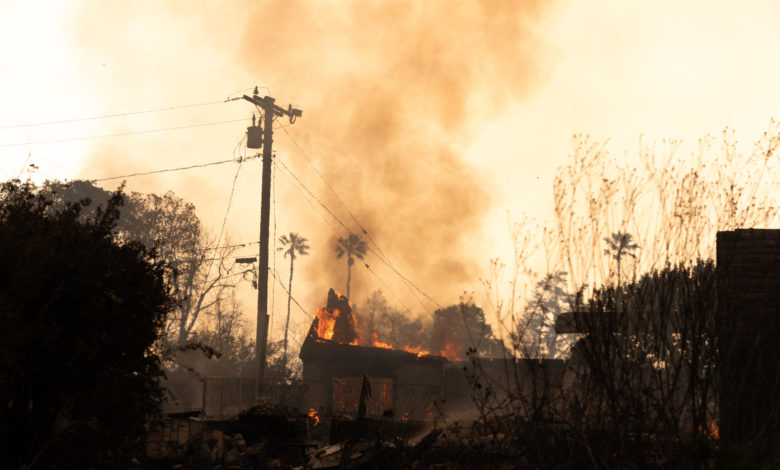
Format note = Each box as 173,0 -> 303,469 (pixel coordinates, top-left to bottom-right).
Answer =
2,0 -> 780,342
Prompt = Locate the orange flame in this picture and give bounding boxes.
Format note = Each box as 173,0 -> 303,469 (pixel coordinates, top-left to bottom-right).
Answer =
315,306 -> 337,340
439,342 -> 459,361
309,291 -> 463,361
308,408 -> 320,426
401,344 -> 432,357
371,332 -> 393,349
700,419 -> 719,440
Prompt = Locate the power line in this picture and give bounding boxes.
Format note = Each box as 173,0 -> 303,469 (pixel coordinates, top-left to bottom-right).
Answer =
275,159 -> 351,233
367,245 -> 442,310
275,158 -> 432,312
271,268 -> 314,319
270,155 -> 278,339
0,97 -> 242,130
275,157 -> 441,311
204,154 -> 245,282
362,262 -> 415,315
279,127 -> 441,309
273,160 -> 341,235
0,118 -> 247,148
280,126 -> 391,263
203,241 -> 260,252
89,154 -> 259,182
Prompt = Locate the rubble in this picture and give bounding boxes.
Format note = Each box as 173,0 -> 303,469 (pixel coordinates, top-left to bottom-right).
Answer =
143,404 -> 493,469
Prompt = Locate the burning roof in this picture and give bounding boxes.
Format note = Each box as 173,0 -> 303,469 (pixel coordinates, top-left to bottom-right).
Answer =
299,289 -> 446,421
300,288 -> 448,360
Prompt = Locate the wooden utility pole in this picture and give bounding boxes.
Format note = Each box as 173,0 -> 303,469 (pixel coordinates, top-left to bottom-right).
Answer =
243,88 -> 301,400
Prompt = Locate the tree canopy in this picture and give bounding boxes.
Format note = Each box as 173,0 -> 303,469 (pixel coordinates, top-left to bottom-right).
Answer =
43,179 -> 239,345
430,297 -> 506,360
0,180 -> 174,468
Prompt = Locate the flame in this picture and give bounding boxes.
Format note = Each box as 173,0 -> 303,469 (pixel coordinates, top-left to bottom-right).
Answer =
315,306 -> 337,340
439,342 -> 459,361
308,408 -> 320,426
709,419 -> 719,440
700,419 -> 719,440
308,290 -> 463,361
401,344 -> 432,357
371,332 -> 393,349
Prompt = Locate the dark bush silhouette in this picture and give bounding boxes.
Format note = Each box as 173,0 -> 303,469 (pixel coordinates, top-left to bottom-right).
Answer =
0,180 -> 174,469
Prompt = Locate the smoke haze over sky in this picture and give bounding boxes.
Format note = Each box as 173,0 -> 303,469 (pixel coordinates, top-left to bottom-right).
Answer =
2,0 -> 780,342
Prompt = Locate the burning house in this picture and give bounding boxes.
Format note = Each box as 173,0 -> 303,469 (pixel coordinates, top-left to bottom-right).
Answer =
300,290 -> 445,421
300,289 -> 567,424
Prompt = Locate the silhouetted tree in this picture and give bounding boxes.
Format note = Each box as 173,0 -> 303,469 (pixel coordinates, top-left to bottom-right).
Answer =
43,179 -> 239,344
430,296 -> 505,360
563,259 -> 718,467
521,271 -> 572,358
0,180 -> 174,469
277,232 -> 309,368
603,231 -> 639,289
360,290 -> 428,349
335,233 -> 367,299
188,295 -> 255,377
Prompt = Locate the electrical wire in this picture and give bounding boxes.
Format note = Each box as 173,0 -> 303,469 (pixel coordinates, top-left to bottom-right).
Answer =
0,97 -> 242,130
362,262 -> 415,315
270,152 -> 278,339
273,160 -> 341,235
271,268 -> 314,319
274,159 -> 350,234
0,118 -> 247,148
203,147 -> 246,282
275,157 -> 441,311
274,158 -> 427,313
225,87 -> 264,101
203,241 -> 260,252
280,126 -> 390,262
279,127 -> 441,309
89,155 -> 259,183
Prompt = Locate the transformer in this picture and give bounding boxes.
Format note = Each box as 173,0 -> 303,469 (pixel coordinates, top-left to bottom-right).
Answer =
247,124 -> 263,149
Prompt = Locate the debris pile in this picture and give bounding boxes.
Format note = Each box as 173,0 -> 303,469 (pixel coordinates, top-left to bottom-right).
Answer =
144,404 -> 490,469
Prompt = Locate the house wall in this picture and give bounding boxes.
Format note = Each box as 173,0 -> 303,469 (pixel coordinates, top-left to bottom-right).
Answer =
717,229 -> 780,446
300,343 -> 444,421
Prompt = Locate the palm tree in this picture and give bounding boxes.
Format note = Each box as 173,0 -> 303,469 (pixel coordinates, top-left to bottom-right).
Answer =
603,231 -> 640,289
277,232 -> 309,367
335,233 -> 367,299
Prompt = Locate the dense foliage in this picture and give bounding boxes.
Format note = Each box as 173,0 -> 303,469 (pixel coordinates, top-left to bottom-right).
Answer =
0,181 -> 174,468
43,179 -> 239,346
466,260 -> 723,468
430,298 -> 506,360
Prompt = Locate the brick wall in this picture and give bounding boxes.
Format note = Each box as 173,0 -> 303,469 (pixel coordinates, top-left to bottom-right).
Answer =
717,229 -> 780,446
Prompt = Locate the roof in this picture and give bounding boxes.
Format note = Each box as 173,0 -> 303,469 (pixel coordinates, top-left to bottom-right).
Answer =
299,336 -> 447,367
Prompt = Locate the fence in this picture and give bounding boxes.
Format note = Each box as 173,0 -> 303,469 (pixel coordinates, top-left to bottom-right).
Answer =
202,377 -> 257,420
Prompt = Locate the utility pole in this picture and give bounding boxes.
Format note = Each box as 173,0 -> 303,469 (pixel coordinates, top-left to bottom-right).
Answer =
243,87 -> 302,400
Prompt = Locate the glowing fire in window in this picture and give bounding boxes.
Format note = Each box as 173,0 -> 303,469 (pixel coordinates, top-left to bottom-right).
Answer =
308,408 -> 320,426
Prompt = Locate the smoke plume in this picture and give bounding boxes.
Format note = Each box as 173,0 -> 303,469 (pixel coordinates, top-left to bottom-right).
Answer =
239,0 -> 553,307
66,0 -> 556,322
